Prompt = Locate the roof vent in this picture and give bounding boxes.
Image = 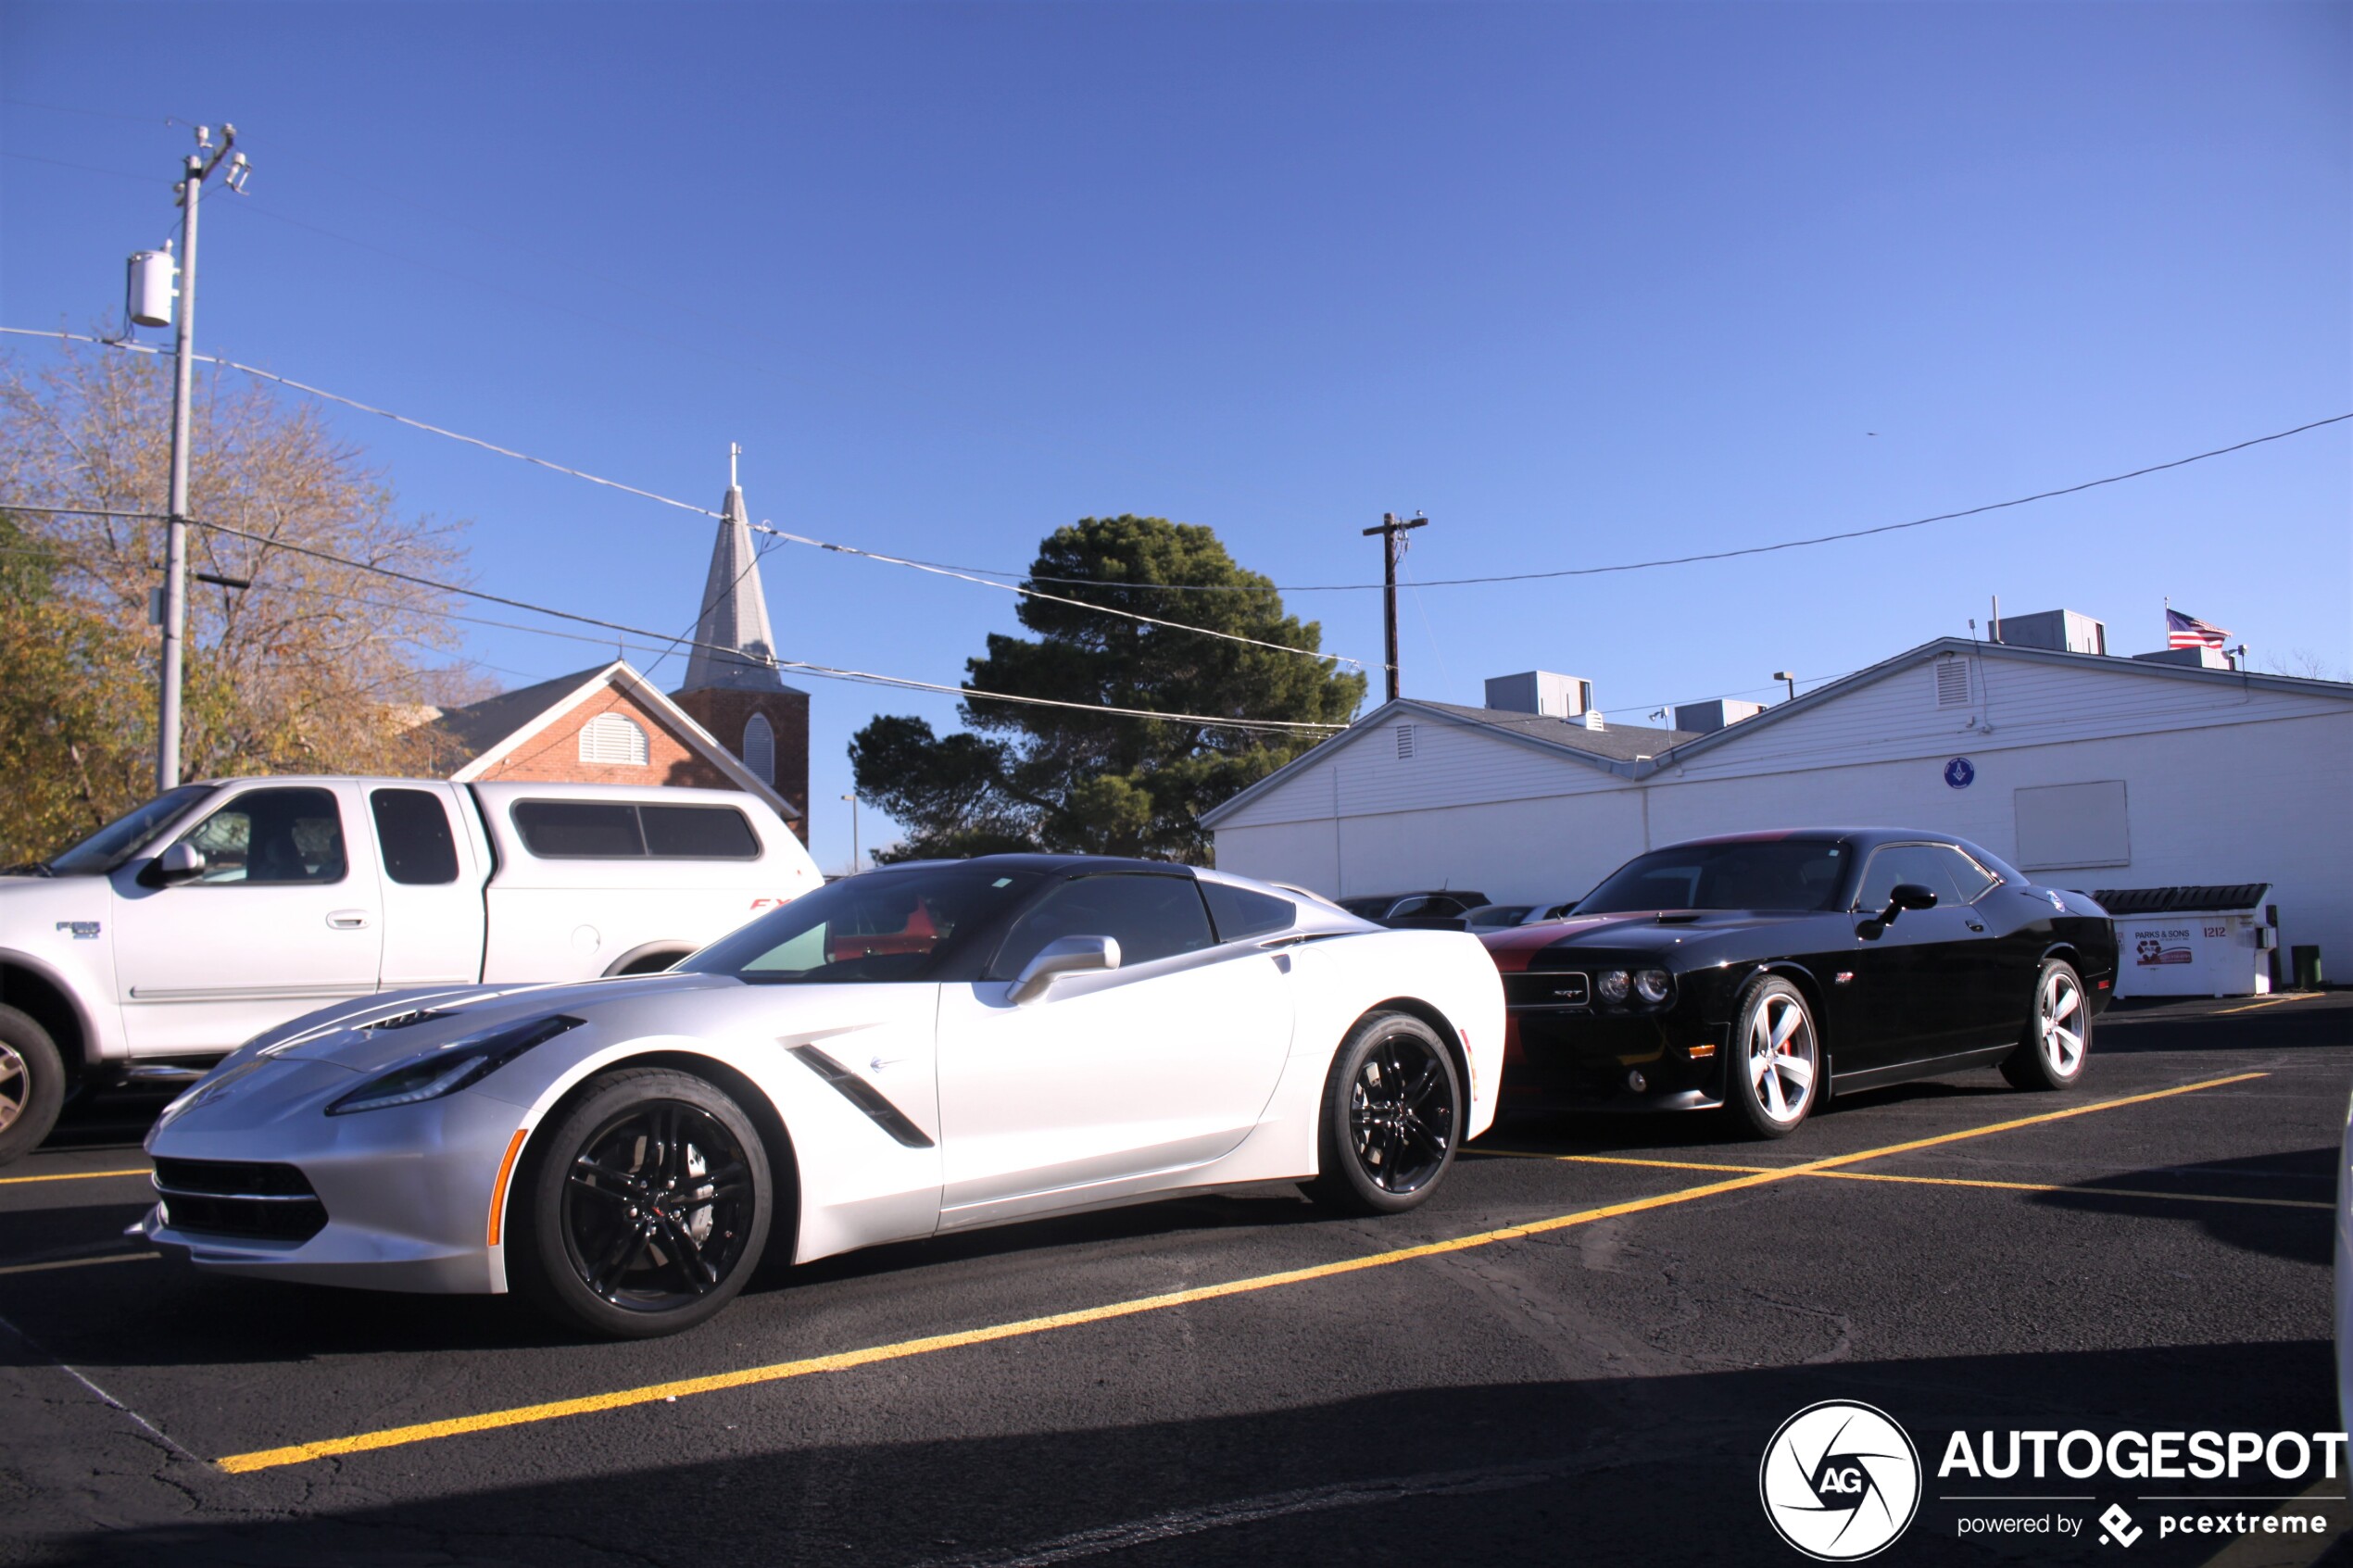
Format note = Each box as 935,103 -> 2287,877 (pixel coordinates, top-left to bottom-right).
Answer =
1484,671 -> 1592,719
1934,657 -> 1972,709
1395,724 -> 1416,759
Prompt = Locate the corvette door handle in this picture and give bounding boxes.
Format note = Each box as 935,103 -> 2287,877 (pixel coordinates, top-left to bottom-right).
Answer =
1966,922 -> 1986,933
326,909 -> 372,930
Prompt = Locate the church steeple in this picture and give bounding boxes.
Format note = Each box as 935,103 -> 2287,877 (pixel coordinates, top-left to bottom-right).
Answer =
680,447 -> 784,693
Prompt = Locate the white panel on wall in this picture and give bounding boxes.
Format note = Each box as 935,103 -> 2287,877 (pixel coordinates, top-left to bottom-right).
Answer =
2013,781 -> 2131,870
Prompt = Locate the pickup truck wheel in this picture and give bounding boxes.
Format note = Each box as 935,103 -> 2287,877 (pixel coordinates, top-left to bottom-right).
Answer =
0,1005 -> 67,1168
511,1068 -> 771,1338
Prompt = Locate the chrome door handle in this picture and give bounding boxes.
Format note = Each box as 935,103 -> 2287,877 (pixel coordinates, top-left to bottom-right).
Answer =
326,909 -> 372,930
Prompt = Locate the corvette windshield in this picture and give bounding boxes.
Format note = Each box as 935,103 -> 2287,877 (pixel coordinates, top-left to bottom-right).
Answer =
677,867 -> 1044,984
1576,839 -> 1850,914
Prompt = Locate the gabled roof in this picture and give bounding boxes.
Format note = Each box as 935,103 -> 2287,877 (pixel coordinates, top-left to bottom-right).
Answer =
1645,635 -> 2353,770
1199,697 -> 1696,828
1200,636 -> 2353,832
424,659 -> 799,819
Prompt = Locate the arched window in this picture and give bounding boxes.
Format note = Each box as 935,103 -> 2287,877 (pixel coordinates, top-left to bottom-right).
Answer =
741,711 -> 775,784
578,711 -> 648,767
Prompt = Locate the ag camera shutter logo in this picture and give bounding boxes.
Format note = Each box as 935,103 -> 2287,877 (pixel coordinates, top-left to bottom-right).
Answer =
1760,1400 -> 1922,1561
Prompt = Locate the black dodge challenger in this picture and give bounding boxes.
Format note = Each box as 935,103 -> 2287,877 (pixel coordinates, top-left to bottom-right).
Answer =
1480,829 -> 2118,1137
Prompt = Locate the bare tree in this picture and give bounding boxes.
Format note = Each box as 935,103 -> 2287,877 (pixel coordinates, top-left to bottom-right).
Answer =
0,343 -> 474,861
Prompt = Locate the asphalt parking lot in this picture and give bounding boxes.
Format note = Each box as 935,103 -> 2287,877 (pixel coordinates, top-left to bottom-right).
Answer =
2,992 -> 2347,1568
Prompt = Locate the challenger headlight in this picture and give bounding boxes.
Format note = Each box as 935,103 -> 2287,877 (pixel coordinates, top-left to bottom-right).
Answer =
1634,969 -> 1673,1005
325,1015 -> 584,1117
1596,970 -> 1630,1003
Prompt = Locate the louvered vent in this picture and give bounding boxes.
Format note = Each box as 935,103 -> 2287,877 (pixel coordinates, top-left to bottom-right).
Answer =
579,712 -> 649,766
1395,724 -> 1416,759
1934,658 -> 1971,709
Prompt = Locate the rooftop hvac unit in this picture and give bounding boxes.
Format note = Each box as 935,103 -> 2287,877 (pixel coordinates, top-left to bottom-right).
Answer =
1485,671 -> 1591,719
126,248 -> 176,329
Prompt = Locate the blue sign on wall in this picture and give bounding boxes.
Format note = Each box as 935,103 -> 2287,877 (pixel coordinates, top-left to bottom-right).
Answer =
1944,757 -> 1976,789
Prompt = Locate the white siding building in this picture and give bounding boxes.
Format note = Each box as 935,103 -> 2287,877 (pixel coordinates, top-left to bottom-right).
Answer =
1204,634 -> 2353,977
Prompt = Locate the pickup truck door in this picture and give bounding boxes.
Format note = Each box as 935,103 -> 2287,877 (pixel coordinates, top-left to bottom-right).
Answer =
366,784 -> 488,988
108,782 -> 384,1056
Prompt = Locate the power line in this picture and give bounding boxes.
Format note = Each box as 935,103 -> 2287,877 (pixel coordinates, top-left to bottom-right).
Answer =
19,504 -> 1340,734
0,327 -> 1358,668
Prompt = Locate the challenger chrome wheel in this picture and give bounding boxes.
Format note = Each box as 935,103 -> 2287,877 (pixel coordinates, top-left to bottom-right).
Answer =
1728,977 -> 1818,1139
2002,960 -> 2090,1091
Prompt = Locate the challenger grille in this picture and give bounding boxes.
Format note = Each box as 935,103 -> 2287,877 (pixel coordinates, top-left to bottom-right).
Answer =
151,1158 -> 327,1243
1504,971 -> 1591,1010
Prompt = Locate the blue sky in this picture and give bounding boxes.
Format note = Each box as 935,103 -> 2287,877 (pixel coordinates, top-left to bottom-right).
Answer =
4,2 -> 2346,873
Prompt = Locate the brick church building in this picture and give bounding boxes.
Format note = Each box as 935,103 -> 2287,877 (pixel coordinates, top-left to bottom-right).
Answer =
422,471 -> 812,840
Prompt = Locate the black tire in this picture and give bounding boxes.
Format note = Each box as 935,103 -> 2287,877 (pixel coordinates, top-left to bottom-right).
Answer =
1725,976 -> 1820,1140
2000,960 -> 2091,1091
510,1068 -> 772,1338
0,1005 -> 68,1168
1302,1011 -> 1462,1216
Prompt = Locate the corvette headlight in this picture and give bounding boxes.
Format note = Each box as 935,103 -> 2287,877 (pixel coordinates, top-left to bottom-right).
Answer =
1596,970 -> 1630,1003
325,1015 -> 584,1117
1634,969 -> 1673,1005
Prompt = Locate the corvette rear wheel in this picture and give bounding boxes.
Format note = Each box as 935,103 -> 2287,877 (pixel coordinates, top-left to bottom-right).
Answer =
512,1069 -> 771,1338
2000,960 -> 2090,1091
1727,977 -> 1818,1140
0,1005 -> 67,1169
1303,1011 -> 1462,1216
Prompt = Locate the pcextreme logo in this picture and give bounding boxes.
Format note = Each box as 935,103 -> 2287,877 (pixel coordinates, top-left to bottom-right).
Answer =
1760,1400 -> 1923,1561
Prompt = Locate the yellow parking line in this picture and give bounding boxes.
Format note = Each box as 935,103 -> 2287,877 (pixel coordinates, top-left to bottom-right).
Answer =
2215,995 -> 2320,1015
0,1251 -> 158,1278
0,1168 -> 149,1186
1496,1151 -> 2325,1210
1795,1168 -> 2331,1210
214,1070 -> 2261,1474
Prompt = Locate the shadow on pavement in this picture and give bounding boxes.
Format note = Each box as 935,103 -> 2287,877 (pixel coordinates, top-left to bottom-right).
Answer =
14,1339 -> 2339,1568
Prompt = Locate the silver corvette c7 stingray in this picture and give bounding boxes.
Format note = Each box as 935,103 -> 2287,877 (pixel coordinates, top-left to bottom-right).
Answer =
142,856 -> 1504,1336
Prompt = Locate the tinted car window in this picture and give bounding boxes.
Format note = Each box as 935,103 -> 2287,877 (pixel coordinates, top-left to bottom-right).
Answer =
681,868 -> 1042,984
1855,844 -> 1964,910
371,788 -> 460,885
1579,840 -> 1850,913
1201,881 -> 1296,942
511,801 -> 645,858
182,788 -> 346,885
1932,845 -> 1998,903
640,804 -> 760,859
991,874 -> 1215,976
44,784 -> 214,875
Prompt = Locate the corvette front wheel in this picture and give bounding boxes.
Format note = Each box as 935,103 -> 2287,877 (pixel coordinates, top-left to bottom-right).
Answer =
511,1068 -> 772,1338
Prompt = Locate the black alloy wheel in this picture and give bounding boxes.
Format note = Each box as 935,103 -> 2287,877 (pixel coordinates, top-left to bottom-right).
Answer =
1304,1011 -> 1462,1216
512,1068 -> 772,1338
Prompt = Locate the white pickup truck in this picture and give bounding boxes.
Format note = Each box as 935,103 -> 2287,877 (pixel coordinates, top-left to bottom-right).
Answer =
0,776 -> 821,1163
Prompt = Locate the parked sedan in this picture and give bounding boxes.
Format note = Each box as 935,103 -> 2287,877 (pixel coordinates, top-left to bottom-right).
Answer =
141,857 -> 1503,1336
1480,829 -> 2116,1137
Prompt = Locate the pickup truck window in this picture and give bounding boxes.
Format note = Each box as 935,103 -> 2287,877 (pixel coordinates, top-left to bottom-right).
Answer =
42,784 -> 215,875
682,866 -> 1041,983
510,800 -> 761,860
183,788 -> 347,885
371,789 -> 460,884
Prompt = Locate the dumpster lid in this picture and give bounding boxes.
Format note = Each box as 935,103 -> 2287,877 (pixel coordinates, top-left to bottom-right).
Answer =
2086,884 -> 2272,916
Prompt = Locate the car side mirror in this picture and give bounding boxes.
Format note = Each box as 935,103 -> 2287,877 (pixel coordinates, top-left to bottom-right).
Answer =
1009,935 -> 1121,1004
142,841 -> 207,887
1887,883 -> 1938,916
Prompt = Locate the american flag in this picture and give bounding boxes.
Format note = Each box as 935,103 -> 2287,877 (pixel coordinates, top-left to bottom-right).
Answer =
2166,608 -> 2230,650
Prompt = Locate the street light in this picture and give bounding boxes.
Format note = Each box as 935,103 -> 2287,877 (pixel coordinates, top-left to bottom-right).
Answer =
840,793 -> 860,875
1773,671 -> 1798,703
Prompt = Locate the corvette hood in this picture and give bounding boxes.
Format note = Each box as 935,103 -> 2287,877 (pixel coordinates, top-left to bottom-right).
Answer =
235,972 -> 740,1075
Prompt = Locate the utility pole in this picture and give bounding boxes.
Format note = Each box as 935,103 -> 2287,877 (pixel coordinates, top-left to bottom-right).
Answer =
151,123 -> 249,790
1360,511 -> 1427,705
